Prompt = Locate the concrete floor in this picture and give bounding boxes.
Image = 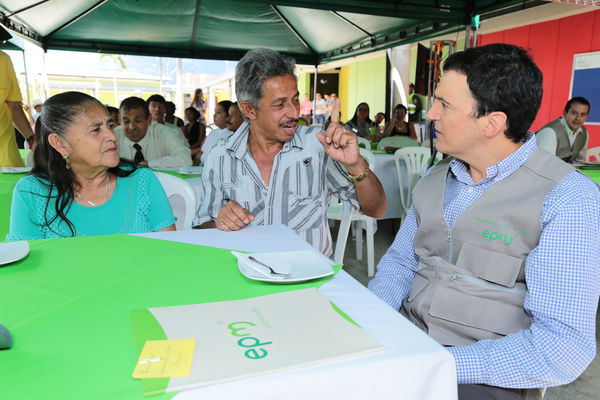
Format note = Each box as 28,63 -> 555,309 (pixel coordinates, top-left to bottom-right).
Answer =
335,219 -> 600,399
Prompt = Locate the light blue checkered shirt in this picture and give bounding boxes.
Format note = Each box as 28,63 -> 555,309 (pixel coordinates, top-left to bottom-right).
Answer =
369,132 -> 600,388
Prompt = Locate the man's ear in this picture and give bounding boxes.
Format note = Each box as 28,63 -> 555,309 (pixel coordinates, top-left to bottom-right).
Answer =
482,111 -> 508,139
47,133 -> 69,157
239,101 -> 258,121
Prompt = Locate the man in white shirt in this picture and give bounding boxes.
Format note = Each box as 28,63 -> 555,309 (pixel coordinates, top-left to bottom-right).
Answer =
115,96 -> 192,168
536,97 -> 590,163
147,94 -> 189,147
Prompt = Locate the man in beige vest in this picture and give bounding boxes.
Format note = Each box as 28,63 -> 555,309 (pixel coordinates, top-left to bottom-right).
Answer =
369,44 -> 600,400
536,97 -> 590,163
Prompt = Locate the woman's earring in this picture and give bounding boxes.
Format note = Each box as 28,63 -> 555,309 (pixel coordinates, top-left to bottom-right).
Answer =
63,154 -> 71,170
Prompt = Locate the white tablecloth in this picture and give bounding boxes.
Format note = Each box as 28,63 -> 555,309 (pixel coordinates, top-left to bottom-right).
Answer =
138,225 -> 457,400
373,153 -> 406,219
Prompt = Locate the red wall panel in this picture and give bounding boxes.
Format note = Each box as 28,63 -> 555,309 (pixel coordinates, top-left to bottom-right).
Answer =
477,10 -> 600,146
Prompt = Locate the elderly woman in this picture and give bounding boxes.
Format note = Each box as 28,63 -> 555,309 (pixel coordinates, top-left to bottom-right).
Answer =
382,104 -> 418,141
6,91 -> 176,240
344,102 -> 375,138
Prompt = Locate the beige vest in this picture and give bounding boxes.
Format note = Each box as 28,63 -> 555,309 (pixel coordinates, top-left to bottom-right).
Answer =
537,118 -> 587,163
403,149 -> 573,346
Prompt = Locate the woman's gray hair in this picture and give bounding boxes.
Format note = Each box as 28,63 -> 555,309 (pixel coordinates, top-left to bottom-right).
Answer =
235,48 -> 296,110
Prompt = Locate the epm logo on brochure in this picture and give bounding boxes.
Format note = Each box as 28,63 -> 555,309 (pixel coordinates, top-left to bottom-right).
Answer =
227,321 -> 272,360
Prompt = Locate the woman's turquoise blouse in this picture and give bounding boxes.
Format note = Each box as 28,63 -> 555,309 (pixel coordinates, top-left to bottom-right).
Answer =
6,168 -> 176,240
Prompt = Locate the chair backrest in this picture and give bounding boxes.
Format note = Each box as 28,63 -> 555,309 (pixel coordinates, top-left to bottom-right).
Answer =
377,136 -> 418,150
331,201 -> 354,265
394,147 -> 442,213
357,136 -> 370,149
359,147 -> 375,170
586,146 -> 600,163
154,171 -> 198,230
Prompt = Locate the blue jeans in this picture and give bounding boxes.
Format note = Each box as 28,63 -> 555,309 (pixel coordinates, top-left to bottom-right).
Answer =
314,114 -> 325,125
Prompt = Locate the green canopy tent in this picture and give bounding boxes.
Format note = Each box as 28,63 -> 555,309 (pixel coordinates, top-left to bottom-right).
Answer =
0,0 -> 543,65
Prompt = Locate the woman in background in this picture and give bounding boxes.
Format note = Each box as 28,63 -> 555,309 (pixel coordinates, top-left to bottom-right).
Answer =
6,91 -> 175,240
200,100 -> 233,164
383,104 -> 417,141
344,102 -> 375,138
183,107 -> 205,165
190,88 -> 207,125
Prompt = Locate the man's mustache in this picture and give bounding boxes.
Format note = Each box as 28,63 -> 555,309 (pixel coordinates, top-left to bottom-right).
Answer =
279,119 -> 298,127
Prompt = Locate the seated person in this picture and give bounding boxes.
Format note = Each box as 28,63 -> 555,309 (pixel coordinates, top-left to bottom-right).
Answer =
344,102 -> 375,138
6,91 -> 176,240
182,107 -> 205,165
382,104 -> 418,141
106,105 -> 120,127
164,101 -> 185,129
147,94 -> 188,146
115,97 -> 192,168
200,100 -> 233,164
369,44 -> 600,399
536,97 -> 590,163
194,48 -> 386,257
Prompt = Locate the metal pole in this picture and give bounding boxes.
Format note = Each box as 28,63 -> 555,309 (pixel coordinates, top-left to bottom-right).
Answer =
21,50 -> 31,106
312,65 -> 318,122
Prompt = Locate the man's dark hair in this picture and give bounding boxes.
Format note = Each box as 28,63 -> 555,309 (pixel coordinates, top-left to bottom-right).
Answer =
443,43 -> 543,143
146,94 -> 166,105
563,96 -> 590,114
119,96 -> 150,118
105,105 -> 118,115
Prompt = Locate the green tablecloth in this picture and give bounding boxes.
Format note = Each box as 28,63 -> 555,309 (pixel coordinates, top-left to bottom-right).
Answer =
579,169 -> 600,184
155,170 -> 202,179
0,172 -> 27,241
0,234 -> 340,399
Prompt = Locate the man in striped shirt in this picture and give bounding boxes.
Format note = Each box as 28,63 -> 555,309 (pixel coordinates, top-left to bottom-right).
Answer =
194,48 -> 386,257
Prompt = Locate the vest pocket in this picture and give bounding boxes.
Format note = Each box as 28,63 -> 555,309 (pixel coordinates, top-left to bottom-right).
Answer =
428,279 -> 531,338
456,242 -> 522,287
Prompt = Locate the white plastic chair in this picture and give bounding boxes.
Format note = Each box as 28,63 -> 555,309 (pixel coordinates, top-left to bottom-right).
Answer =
394,147 -> 442,216
327,148 -> 378,277
357,136 -> 370,149
586,146 -> 600,162
377,136 -> 418,150
154,171 -> 198,230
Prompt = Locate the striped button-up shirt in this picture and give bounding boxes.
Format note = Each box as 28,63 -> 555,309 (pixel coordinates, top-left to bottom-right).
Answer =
195,122 -> 358,256
369,132 -> 600,388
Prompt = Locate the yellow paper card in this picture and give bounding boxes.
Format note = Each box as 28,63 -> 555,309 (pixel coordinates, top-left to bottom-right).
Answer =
132,338 -> 196,379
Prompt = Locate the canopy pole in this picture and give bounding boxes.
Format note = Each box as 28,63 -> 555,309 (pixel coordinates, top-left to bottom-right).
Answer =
312,65 -> 318,122
21,50 -> 31,107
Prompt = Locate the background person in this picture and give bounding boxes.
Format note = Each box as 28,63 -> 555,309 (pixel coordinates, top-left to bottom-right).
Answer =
536,97 -> 590,163
200,100 -> 233,164
147,94 -> 188,146
300,94 -> 312,125
344,102 -> 375,138
313,93 -> 326,126
164,101 -> 185,129
182,107 -> 205,165
7,91 -> 175,240
0,49 -> 34,167
382,104 -> 418,141
115,97 -> 191,168
190,88 -> 207,125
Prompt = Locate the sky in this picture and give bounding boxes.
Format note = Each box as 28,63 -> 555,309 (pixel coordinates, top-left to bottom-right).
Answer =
6,40 -> 236,84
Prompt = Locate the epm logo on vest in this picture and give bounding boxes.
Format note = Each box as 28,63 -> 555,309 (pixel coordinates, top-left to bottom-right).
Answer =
482,229 -> 512,246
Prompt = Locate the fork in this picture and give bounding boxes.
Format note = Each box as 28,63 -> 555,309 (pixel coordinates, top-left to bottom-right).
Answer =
248,256 -> 290,278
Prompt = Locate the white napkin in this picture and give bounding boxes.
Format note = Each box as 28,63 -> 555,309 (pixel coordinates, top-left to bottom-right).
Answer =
231,251 -> 292,279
